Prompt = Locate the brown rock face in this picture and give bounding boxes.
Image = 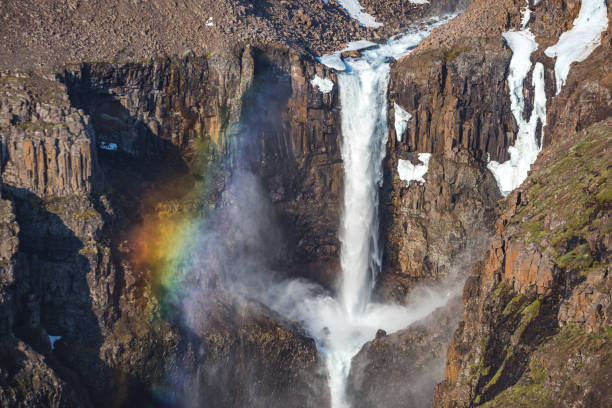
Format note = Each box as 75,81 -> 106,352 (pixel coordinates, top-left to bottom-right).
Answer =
181,293 -> 330,408
0,43 -> 342,406
433,121 -> 612,408
255,50 -> 343,285
377,0 -> 520,299
1,74 -> 98,197
379,151 -> 500,300
389,38 -> 515,163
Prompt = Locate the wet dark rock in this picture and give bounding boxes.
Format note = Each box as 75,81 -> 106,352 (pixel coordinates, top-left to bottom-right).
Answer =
348,297 -> 463,408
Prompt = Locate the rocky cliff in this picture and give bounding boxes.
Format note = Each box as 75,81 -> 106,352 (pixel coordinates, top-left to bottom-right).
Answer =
0,44 -> 340,406
354,1 -> 611,407
347,296 -> 464,408
433,120 -> 611,407
378,0 -> 521,300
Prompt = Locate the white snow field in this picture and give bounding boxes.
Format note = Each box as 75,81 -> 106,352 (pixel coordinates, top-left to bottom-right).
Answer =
394,102 -> 412,142
487,1 -> 547,196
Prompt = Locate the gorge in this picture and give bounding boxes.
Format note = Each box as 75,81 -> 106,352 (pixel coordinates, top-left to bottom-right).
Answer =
0,1 -> 610,408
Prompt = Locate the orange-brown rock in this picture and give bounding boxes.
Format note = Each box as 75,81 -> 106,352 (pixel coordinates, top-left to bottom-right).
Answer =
432,121 -> 612,407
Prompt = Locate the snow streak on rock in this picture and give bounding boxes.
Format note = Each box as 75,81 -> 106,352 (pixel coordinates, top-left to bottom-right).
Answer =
545,0 -> 609,94
488,2 -> 547,196
394,102 -> 412,142
319,40 -> 378,71
334,0 -> 382,28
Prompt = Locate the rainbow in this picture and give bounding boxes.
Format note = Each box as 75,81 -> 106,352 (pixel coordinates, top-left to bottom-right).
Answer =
126,134 -> 229,316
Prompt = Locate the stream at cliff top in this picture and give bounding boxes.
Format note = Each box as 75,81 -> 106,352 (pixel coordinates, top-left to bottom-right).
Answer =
265,16 -> 459,408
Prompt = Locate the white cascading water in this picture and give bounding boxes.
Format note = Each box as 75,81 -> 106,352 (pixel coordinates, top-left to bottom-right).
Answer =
225,16 -> 458,408
337,60 -> 389,317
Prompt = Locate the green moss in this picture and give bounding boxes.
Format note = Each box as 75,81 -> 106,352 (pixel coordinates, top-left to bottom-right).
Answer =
479,360 -> 552,407
479,381 -> 553,407
512,299 -> 541,342
78,244 -> 98,256
555,243 -> 593,270
445,47 -> 472,61
477,324 -> 612,407
507,123 -> 610,274
72,209 -> 99,222
596,186 -> 612,203
503,294 -> 525,316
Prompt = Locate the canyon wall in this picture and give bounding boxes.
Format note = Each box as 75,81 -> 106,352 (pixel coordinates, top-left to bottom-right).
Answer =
377,0 -> 522,300
0,45 -> 338,406
350,2 -> 611,407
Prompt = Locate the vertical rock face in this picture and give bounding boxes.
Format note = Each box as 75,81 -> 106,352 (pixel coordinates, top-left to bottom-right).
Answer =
389,39 -> 515,162
0,45 -> 340,406
61,53 -> 244,161
256,51 -> 343,284
380,151 -> 500,300
1,74 -> 98,197
181,293 -> 330,408
378,0 -> 521,299
433,121 -> 612,408
0,198 -> 18,335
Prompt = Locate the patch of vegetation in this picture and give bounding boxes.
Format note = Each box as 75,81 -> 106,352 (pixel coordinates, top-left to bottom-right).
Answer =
507,123 -> 611,273
555,243 -> 593,270
503,294 -> 525,316
72,209 -> 99,222
445,46 -> 472,61
78,243 -> 98,256
479,373 -> 553,408
511,299 -> 541,345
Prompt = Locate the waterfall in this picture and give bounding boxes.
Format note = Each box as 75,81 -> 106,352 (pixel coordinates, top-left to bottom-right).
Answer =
317,17 -> 458,407
258,16 -> 460,408
337,61 -> 390,317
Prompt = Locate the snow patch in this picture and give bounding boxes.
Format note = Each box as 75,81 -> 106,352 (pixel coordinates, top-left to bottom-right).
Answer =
394,102 -> 412,142
520,3 -> 531,28
544,0 -> 608,94
311,75 -> 334,93
334,0 -> 382,27
48,335 -> 61,350
100,142 -> 118,151
487,0 -> 549,196
398,153 -> 431,184
488,25 -> 547,196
